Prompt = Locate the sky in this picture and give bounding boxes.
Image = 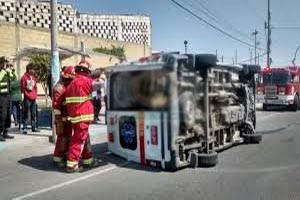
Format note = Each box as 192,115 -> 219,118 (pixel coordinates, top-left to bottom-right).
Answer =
60,0 -> 300,67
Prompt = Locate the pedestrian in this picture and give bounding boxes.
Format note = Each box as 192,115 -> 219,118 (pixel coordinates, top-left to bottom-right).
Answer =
20,63 -> 40,134
0,56 -> 14,141
99,72 -> 107,124
65,60 -> 99,172
92,75 -> 102,123
52,66 -> 75,167
9,63 -> 22,127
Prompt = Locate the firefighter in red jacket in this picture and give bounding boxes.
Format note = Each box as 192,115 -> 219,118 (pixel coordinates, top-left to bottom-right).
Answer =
52,66 -> 75,167
65,60 -> 96,172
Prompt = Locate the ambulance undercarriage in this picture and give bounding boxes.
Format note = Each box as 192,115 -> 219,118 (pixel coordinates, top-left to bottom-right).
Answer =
106,53 -> 261,170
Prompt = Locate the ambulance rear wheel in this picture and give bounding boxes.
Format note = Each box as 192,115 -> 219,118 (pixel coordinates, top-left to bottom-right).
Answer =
190,151 -> 218,167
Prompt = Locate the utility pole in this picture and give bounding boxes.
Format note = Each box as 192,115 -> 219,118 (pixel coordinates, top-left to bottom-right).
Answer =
251,29 -> 258,64
216,49 -> 218,60
266,0 -> 271,67
50,0 -> 60,143
184,40 -> 188,54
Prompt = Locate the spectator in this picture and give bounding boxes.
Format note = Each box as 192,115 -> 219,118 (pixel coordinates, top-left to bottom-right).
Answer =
20,63 -> 40,134
92,75 -> 102,123
9,63 -> 22,127
0,56 -> 14,141
100,72 -> 107,124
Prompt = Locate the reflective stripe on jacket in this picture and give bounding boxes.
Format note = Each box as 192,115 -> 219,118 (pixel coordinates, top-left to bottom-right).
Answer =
65,73 -> 94,124
0,69 -> 10,95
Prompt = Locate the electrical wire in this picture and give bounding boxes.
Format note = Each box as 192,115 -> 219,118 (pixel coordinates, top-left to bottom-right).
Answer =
170,0 -> 265,50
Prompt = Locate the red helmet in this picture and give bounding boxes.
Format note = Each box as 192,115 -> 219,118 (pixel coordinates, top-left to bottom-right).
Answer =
78,60 -> 91,70
61,66 -> 75,79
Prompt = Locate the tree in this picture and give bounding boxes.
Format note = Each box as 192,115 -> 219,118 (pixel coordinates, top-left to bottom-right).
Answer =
29,53 -> 51,104
93,45 -> 126,63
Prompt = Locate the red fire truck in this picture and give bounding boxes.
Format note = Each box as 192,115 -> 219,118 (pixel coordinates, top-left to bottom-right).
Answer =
256,66 -> 300,111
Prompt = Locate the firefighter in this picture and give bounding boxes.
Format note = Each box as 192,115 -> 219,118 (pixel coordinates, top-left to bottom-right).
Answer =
0,57 -> 14,141
65,60 -> 97,172
52,66 -> 75,167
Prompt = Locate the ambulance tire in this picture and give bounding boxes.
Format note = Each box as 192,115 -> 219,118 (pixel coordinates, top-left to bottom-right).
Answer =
194,54 -> 217,70
194,152 -> 218,167
179,92 -> 195,131
243,133 -> 262,144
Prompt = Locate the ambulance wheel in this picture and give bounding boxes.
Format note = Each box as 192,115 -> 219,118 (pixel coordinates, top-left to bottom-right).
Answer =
179,92 -> 195,130
243,133 -> 262,144
190,151 -> 218,167
240,121 -> 262,144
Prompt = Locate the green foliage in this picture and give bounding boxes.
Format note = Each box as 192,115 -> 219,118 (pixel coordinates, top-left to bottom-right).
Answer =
93,45 -> 126,62
29,53 -> 51,96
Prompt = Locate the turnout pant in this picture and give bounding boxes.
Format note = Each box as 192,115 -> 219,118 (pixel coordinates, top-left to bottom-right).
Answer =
53,120 -> 73,162
0,95 -> 11,133
67,122 -> 93,169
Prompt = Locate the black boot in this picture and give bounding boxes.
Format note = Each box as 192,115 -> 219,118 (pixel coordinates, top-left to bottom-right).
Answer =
0,134 -> 5,142
3,130 -> 14,139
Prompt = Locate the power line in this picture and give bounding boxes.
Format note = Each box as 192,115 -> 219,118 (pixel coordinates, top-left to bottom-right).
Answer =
238,52 -> 267,64
192,0 -> 254,42
181,0 -> 218,23
272,26 -> 300,30
170,0 -> 263,49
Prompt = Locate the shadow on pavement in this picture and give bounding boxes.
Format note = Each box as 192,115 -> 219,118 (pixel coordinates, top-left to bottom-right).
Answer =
18,142 -> 162,173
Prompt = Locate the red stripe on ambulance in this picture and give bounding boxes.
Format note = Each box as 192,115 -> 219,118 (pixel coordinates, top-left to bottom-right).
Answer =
138,113 -> 146,165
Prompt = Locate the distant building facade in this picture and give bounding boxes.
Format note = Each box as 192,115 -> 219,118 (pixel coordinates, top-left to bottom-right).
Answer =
0,0 -> 151,45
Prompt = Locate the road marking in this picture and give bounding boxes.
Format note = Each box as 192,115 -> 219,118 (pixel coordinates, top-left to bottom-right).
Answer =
12,162 -> 128,200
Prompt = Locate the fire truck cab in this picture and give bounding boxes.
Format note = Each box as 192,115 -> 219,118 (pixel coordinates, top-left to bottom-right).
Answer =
256,66 -> 300,111
106,53 -> 262,170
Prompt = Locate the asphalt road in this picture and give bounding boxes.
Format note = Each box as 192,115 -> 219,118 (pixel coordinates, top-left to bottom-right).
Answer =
1,110 -> 300,200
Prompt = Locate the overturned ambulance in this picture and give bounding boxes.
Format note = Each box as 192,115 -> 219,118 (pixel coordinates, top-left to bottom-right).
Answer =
106,53 -> 261,170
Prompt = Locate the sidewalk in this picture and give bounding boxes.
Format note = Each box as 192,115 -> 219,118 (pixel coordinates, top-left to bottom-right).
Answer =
0,119 -> 108,153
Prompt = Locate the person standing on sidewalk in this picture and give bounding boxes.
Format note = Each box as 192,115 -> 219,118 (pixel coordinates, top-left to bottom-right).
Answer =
0,57 -> 14,141
92,75 -> 102,123
65,60 -> 98,172
52,66 -> 75,167
9,63 -> 22,127
20,63 -> 40,134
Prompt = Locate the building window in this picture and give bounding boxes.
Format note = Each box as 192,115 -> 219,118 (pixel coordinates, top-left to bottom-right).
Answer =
0,11 -> 3,16
1,2 -> 4,6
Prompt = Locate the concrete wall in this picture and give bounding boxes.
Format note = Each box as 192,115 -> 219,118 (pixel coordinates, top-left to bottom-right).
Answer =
0,21 -> 151,95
